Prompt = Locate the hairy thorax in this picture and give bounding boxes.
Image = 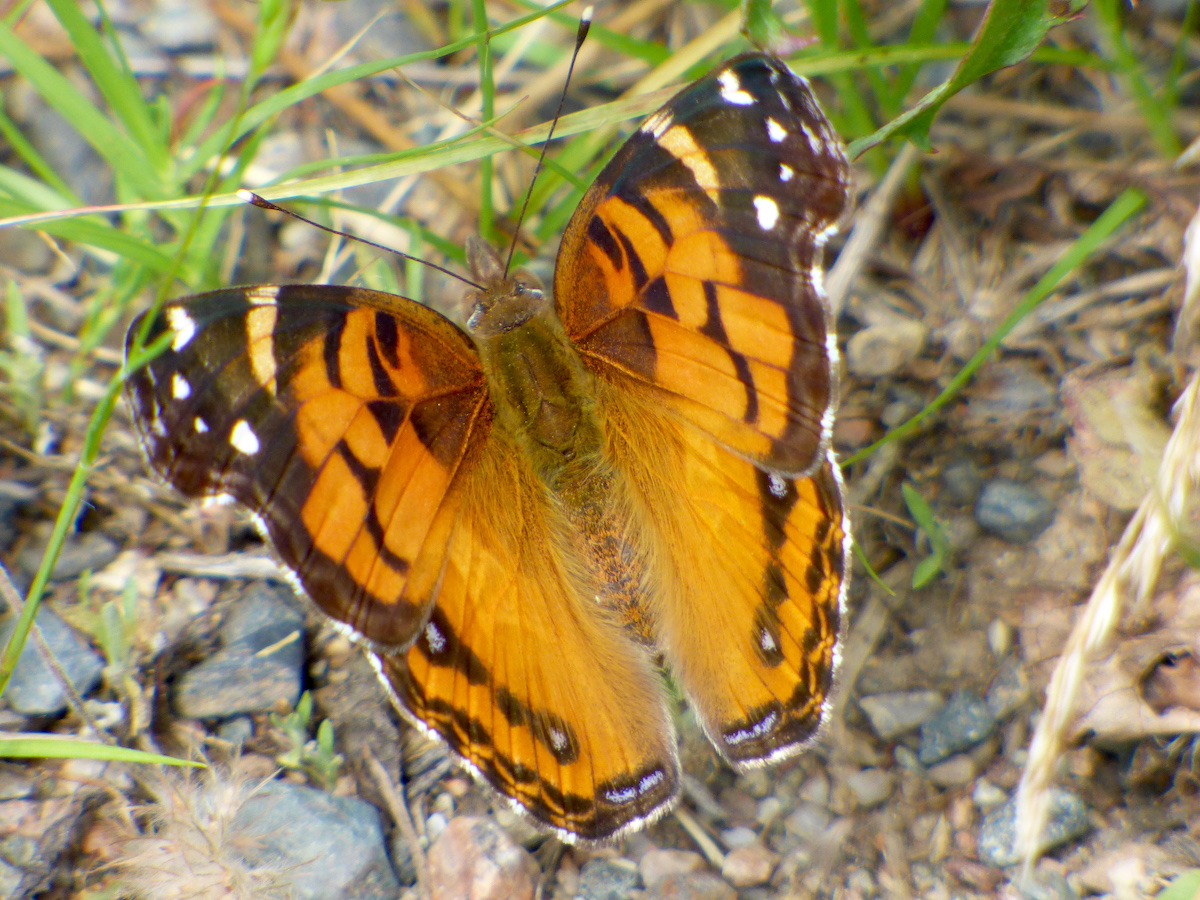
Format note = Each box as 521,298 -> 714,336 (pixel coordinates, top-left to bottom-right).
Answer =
462,238 -> 651,640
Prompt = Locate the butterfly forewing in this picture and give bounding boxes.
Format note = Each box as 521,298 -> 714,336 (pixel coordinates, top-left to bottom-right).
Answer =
555,53 -> 850,478
126,285 -> 491,648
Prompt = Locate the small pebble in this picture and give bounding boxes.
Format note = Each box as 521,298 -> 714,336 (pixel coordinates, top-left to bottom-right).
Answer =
426,816 -> 537,900
216,716 -> 254,746
977,789 -> 1089,868
972,779 -> 1008,811
845,319 -> 927,378
720,826 -> 758,849
925,754 -> 978,788
941,458 -> 984,506
843,768 -> 895,809
918,691 -> 998,765
783,802 -> 832,841
858,690 -> 945,740
576,858 -> 639,900
755,796 -> 783,826
721,843 -> 777,888
986,659 -> 1031,721
1012,869 -> 1077,900
975,479 -> 1055,543
0,605 -> 104,716
639,849 -> 705,888
987,618 -> 1014,656
797,774 -> 830,806
15,531 -> 120,582
646,871 -> 736,900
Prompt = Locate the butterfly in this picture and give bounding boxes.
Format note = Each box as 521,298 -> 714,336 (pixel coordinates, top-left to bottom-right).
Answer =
124,51 -> 851,842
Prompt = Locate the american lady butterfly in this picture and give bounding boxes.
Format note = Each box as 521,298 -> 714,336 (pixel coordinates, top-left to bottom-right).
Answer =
125,50 -> 851,841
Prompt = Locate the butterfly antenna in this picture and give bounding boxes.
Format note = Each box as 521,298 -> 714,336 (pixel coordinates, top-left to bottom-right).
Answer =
237,190 -> 485,291
502,5 -> 593,277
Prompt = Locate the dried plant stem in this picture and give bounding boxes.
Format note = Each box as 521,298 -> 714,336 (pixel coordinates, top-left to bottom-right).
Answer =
1015,371 -> 1200,869
365,750 -> 432,900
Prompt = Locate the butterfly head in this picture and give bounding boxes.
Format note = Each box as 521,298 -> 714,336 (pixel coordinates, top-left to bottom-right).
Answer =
463,236 -> 548,337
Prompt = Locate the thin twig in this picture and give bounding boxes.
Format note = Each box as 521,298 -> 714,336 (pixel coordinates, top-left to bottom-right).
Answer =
365,749 -> 433,900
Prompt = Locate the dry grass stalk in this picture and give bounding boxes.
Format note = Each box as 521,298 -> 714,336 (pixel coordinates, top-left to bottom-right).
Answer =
1014,202 -> 1200,870
101,767 -> 291,900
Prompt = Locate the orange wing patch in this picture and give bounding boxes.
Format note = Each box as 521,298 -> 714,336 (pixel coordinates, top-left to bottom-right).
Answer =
126,286 -> 491,648
600,383 -> 848,764
374,434 -> 679,841
555,54 -> 850,478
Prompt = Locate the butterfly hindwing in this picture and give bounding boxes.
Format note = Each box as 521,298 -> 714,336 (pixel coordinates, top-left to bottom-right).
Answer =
555,53 -> 851,478
599,384 -> 848,765
375,432 -> 679,841
126,286 -> 491,648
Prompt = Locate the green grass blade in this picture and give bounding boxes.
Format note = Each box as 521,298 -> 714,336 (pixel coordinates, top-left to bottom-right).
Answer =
0,19 -> 162,198
0,734 -> 204,766
42,0 -> 168,176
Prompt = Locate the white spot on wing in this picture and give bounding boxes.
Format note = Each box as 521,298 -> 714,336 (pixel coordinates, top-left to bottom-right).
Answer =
550,728 -> 568,752
229,419 -> 260,455
166,307 -> 195,351
718,70 -> 754,106
779,164 -> 794,182
171,373 -> 191,399
726,710 -> 779,746
193,416 -> 209,433
605,785 -> 636,803
425,622 -> 445,653
760,629 -> 778,652
768,473 -> 788,498
754,195 -> 780,230
766,117 -> 787,142
639,770 -> 664,793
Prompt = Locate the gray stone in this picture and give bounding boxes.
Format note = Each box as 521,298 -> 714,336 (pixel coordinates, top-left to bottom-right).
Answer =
975,479 -> 1055,543
647,871 -> 736,900
986,658 -> 1032,721
577,858 -> 640,900
941,457 -> 984,506
783,802 -> 832,841
918,690 -> 998,765
172,582 -> 304,718
0,604 -> 104,716
1013,870 -> 1078,900
141,0 -> 218,52
16,531 -> 120,582
843,768 -> 894,809
858,690 -> 945,740
640,849 -> 705,888
172,647 -> 302,719
846,319 -> 927,378
221,581 -> 305,648
216,716 -> 254,746
977,788 -> 1089,868
232,780 -> 400,899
